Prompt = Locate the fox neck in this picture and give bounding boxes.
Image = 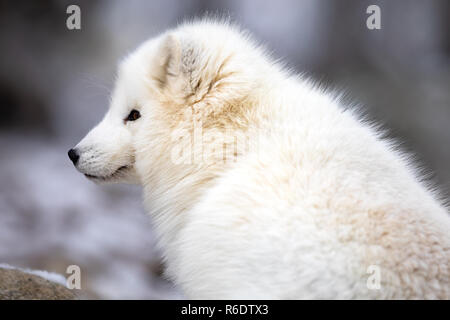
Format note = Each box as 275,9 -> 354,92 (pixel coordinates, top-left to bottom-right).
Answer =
142,160 -> 223,256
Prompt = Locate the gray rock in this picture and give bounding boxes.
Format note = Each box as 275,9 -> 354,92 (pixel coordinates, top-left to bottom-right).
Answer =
0,267 -> 78,300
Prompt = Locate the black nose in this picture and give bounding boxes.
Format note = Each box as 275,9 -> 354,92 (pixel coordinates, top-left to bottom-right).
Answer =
68,148 -> 79,165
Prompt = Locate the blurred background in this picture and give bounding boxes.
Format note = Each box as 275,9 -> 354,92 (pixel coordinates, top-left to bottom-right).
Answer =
0,0 -> 449,299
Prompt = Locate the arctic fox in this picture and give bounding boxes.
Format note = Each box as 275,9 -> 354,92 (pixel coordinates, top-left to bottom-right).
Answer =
69,20 -> 450,299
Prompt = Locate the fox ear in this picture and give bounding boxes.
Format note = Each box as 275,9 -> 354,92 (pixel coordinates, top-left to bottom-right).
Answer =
155,33 -> 203,102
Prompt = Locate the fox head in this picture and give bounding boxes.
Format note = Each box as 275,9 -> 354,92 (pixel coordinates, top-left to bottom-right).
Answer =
69,21 -> 267,185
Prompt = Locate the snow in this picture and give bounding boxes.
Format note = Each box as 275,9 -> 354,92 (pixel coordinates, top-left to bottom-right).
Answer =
0,263 -> 67,286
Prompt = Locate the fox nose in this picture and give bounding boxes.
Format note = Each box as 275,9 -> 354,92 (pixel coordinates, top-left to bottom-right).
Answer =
68,148 -> 80,165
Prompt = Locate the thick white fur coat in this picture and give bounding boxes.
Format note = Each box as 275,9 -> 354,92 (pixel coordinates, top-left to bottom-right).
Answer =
74,20 -> 450,299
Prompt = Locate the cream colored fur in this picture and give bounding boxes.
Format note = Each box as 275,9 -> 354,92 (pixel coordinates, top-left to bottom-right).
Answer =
72,19 -> 450,299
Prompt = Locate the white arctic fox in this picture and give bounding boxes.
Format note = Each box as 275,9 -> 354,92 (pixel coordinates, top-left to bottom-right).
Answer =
69,20 -> 450,299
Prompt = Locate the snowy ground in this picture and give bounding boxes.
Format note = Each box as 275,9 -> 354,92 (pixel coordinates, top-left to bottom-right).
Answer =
0,133 -> 182,299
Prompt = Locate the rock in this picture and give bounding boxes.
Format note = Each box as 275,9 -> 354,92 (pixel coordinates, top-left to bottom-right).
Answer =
0,267 -> 78,300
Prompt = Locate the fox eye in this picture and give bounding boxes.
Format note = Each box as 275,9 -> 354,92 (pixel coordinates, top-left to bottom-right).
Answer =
125,109 -> 141,122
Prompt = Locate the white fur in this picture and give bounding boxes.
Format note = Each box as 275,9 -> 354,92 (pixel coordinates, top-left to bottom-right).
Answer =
72,19 -> 450,299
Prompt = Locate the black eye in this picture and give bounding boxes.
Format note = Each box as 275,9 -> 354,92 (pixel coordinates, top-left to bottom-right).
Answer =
125,109 -> 141,122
